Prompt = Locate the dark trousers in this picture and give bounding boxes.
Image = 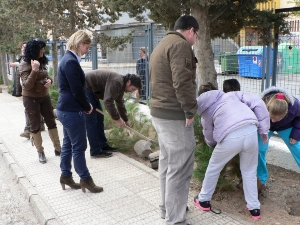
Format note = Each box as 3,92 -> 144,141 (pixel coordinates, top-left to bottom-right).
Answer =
56,110 -> 90,180
24,111 -> 44,131
22,95 -> 56,133
84,90 -> 108,156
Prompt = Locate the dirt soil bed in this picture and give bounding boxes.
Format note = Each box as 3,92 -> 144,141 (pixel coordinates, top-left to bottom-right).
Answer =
122,150 -> 300,224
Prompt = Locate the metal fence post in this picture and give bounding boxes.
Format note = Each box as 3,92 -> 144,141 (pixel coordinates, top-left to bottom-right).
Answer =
265,35 -> 272,89
91,37 -> 98,70
59,40 -> 65,58
261,46 -> 267,92
144,23 -> 154,100
272,25 -> 279,87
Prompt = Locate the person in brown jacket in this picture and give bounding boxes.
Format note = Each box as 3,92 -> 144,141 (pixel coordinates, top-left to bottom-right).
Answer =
19,38 -> 61,164
150,15 -> 199,225
84,70 -> 142,158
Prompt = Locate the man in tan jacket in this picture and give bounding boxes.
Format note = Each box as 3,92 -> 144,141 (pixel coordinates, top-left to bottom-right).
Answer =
84,70 -> 142,158
150,15 -> 199,225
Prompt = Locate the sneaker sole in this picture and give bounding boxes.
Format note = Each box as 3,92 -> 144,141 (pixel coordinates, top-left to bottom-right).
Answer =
246,207 -> 261,220
194,200 -> 210,211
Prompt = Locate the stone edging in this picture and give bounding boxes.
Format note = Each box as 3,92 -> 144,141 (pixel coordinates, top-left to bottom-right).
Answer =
0,142 -> 60,225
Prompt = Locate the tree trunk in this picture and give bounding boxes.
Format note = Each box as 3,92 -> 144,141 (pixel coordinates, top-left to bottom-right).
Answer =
192,4 -> 218,89
0,52 -> 10,85
52,40 -> 58,87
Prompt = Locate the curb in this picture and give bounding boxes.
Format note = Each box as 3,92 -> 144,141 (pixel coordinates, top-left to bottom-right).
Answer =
0,142 -> 60,225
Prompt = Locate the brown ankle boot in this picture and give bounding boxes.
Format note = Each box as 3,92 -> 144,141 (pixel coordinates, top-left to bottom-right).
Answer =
80,176 -> 103,193
20,129 -> 30,139
60,175 -> 81,190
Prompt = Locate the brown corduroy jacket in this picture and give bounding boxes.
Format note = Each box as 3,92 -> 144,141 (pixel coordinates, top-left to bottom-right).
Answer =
85,69 -> 128,121
150,31 -> 198,120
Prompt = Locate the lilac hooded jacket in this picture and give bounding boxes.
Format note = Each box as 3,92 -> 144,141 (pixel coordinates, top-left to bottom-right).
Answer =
197,90 -> 270,147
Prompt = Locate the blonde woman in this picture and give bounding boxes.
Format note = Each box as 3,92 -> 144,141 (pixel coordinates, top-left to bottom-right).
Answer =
56,30 -> 103,193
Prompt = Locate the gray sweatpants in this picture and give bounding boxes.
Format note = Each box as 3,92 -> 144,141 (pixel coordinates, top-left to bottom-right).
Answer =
199,124 -> 260,210
152,117 -> 195,225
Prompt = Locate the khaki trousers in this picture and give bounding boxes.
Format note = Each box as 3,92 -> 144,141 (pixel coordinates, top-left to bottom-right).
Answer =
152,117 -> 195,225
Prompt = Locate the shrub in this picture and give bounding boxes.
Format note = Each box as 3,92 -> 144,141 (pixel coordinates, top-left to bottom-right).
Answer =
7,80 -> 13,94
103,93 -> 158,152
49,86 -> 59,107
48,67 -> 53,79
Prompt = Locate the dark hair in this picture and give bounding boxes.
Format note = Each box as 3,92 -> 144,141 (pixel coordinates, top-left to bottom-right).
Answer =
24,38 -> 48,66
198,82 -> 217,96
124,74 -> 142,89
174,15 -> 199,32
223,79 -> 240,93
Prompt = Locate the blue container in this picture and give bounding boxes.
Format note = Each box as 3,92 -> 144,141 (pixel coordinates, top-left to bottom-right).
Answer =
237,46 -> 273,78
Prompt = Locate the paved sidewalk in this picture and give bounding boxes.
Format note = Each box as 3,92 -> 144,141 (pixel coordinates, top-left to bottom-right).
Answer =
0,88 -> 250,225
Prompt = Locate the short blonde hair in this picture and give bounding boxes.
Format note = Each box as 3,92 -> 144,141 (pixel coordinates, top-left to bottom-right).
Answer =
66,30 -> 91,56
266,93 -> 290,118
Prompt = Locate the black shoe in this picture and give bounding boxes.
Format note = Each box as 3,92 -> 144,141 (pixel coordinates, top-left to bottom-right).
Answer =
38,152 -> 47,164
91,152 -> 113,158
102,145 -> 118,152
55,150 -> 61,156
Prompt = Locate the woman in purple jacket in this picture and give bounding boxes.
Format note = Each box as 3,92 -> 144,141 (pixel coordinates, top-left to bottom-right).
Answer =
258,87 -> 300,187
193,89 -> 269,220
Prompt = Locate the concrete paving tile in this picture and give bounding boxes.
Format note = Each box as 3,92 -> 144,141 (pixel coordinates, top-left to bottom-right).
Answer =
137,187 -> 161,208
89,181 -> 134,205
121,173 -> 159,194
59,208 -> 116,225
104,194 -> 157,222
90,161 -> 147,184
120,210 -> 164,225
86,155 -> 128,171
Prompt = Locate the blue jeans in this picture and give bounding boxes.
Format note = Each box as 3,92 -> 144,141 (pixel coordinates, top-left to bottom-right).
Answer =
84,90 -> 108,156
257,127 -> 300,184
56,110 -> 90,180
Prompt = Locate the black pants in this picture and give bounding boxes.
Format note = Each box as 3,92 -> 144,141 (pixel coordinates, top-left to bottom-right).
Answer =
139,74 -> 146,100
